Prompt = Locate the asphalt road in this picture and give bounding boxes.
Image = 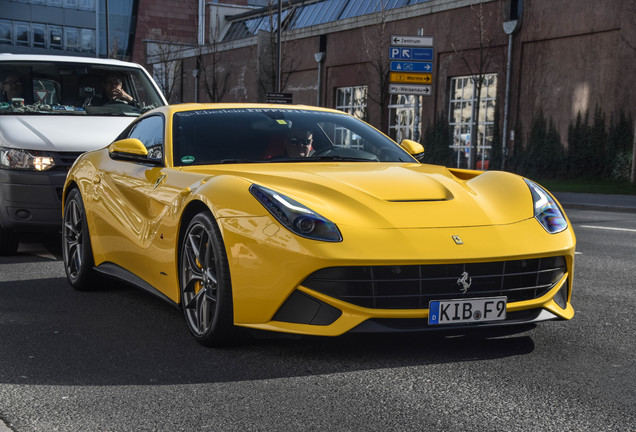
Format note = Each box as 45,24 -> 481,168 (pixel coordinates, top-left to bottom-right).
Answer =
0,208 -> 634,432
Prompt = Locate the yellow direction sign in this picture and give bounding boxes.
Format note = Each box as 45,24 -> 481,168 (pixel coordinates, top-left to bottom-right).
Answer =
390,72 -> 432,84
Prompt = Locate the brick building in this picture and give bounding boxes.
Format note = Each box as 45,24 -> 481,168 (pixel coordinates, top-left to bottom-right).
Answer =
131,0 -> 634,170
4,0 -> 632,169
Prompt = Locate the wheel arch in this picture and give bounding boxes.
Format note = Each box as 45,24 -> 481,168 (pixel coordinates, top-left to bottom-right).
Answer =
176,199 -> 215,303
61,180 -> 79,218
178,200 -> 214,245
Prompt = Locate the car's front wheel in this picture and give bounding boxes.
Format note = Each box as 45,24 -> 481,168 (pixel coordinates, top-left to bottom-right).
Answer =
180,211 -> 235,346
63,188 -> 98,289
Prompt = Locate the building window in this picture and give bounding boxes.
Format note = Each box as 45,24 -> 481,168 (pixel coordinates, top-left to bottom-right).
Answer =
65,0 -> 79,8
335,86 -> 367,120
79,0 -> 95,11
389,94 -> 422,143
49,26 -> 63,49
334,86 -> 368,149
80,28 -> 95,52
32,24 -> 46,48
15,22 -> 30,46
64,27 -> 79,51
0,20 -> 11,45
47,0 -> 63,6
448,74 -> 497,169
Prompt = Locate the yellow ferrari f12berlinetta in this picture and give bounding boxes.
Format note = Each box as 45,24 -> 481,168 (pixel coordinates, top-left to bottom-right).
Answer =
62,104 -> 575,346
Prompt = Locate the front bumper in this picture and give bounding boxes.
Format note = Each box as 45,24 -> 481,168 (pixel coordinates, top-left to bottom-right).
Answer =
0,168 -> 68,231
220,215 -> 576,337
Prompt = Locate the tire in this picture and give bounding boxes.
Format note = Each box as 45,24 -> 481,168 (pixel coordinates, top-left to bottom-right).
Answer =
0,226 -> 19,256
62,188 -> 98,289
179,212 -> 235,346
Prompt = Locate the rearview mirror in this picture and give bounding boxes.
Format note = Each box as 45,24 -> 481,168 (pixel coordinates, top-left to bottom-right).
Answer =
400,139 -> 425,161
79,86 -> 95,98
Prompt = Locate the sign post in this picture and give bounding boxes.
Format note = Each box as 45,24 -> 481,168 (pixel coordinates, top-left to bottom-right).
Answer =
266,92 -> 293,104
389,35 -> 434,96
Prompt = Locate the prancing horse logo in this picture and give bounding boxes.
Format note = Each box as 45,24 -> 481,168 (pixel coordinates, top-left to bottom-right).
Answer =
457,271 -> 472,294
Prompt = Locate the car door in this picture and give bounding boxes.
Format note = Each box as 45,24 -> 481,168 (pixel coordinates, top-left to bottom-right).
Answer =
91,114 -> 179,281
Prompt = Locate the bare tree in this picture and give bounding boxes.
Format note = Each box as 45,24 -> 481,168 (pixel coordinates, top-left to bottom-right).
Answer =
361,6 -> 392,132
197,49 -> 229,103
138,12 -> 189,103
254,1 -> 297,99
195,8 -> 230,103
452,0 -> 498,170
108,37 -> 122,60
152,45 -> 183,103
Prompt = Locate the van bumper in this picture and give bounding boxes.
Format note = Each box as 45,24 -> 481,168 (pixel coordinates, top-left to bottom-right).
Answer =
0,168 -> 67,232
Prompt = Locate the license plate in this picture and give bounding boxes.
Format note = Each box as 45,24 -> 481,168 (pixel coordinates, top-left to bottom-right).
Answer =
428,297 -> 507,325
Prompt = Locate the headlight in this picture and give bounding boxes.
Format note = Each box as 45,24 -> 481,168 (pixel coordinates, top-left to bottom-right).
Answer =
525,179 -> 567,234
0,147 -> 55,171
250,184 -> 342,242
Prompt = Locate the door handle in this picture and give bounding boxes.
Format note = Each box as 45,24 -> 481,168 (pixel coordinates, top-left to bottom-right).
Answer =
153,173 -> 167,190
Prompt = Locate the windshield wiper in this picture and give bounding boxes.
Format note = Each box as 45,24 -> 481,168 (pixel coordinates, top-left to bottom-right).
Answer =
217,159 -> 257,164
311,155 -> 377,162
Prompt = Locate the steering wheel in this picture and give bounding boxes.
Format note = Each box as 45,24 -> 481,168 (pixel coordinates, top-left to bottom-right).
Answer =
312,147 -> 334,157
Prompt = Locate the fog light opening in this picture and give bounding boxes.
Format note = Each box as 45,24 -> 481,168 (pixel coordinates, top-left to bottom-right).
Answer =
14,209 -> 31,220
553,279 -> 569,309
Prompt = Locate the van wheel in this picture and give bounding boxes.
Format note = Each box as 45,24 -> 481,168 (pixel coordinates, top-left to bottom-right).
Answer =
0,227 -> 19,256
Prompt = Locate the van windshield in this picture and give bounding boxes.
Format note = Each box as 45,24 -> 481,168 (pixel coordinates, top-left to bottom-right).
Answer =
0,60 -> 165,116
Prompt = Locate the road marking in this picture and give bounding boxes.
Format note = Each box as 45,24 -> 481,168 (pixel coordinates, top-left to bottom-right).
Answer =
580,225 -> 636,233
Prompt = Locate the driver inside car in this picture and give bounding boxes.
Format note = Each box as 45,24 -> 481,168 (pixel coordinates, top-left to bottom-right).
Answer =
87,73 -> 139,107
283,128 -> 314,158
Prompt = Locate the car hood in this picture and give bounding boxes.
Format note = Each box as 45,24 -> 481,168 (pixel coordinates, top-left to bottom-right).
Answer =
0,115 -> 135,152
187,163 -> 535,229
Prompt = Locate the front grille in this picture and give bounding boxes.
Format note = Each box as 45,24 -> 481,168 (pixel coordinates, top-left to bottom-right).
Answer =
302,256 -> 566,309
52,152 -> 83,201
53,151 -> 83,169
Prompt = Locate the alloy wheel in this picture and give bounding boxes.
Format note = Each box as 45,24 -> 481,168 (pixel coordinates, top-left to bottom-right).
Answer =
181,220 -> 219,336
63,197 -> 83,279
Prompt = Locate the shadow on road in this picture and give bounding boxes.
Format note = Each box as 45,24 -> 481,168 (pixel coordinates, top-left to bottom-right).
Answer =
0,273 -> 535,387
1,232 -> 64,264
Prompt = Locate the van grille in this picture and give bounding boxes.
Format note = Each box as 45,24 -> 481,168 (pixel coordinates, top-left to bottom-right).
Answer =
53,151 -> 83,169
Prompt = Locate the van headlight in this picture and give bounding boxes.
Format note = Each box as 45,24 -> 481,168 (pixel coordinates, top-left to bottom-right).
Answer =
250,184 -> 342,242
0,147 -> 55,171
525,179 -> 567,234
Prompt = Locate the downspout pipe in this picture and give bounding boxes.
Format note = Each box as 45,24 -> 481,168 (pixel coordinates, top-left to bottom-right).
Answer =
315,52 -> 325,106
502,32 -> 513,171
276,0 -> 282,93
502,19 -> 521,171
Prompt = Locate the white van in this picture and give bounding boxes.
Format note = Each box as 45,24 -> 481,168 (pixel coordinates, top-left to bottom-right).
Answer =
0,54 -> 168,255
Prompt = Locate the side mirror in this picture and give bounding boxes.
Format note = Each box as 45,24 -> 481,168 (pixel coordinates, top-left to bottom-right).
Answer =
108,138 -> 161,165
400,139 -> 425,161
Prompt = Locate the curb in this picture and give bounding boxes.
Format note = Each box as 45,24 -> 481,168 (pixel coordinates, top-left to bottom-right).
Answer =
554,192 -> 636,214
560,203 -> 636,213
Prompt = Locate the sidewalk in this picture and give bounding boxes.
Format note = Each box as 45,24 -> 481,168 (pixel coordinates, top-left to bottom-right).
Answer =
554,192 -> 636,213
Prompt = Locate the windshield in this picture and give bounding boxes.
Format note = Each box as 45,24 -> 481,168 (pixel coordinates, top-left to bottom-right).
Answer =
0,60 -> 165,116
172,108 -> 417,165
